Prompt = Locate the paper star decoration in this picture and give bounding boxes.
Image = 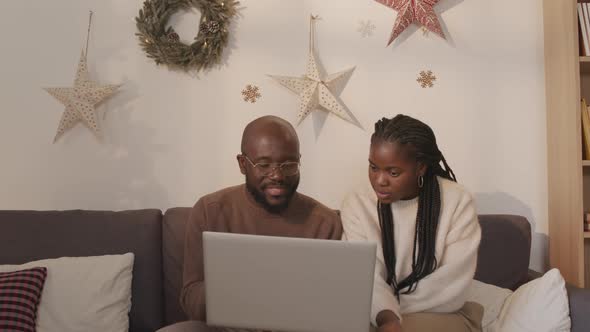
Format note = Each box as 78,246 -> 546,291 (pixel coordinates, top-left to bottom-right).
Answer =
376,0 -> 445,45
44,51 -> 120,143
269,52 -> 356,126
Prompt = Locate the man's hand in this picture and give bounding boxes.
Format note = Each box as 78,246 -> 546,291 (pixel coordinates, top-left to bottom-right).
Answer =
376,309 -> 402,332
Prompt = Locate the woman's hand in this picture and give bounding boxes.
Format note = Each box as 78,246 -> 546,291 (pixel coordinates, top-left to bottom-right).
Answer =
376,310 -> 402,332
378,321 -> 402,332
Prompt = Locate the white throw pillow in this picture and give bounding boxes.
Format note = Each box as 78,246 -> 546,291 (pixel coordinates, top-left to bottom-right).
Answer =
490,269 -> 570,332
467,269 -> 570,332
0,253 -> 134,332
465,279 -> 513,328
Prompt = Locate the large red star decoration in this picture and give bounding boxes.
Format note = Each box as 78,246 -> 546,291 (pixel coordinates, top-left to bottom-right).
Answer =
376,0 -> 445,45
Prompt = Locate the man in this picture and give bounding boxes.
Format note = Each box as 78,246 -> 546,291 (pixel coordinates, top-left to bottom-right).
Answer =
171,116 -> 342,331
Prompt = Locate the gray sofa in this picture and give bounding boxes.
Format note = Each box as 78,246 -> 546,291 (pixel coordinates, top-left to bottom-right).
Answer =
0,210 -> 588,331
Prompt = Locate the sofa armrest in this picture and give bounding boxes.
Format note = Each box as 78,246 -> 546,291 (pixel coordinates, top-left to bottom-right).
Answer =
566,284 -> 590,332
527,269 -> 590,332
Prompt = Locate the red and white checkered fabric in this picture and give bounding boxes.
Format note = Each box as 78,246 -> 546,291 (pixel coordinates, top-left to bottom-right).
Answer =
0,267 -> 47,332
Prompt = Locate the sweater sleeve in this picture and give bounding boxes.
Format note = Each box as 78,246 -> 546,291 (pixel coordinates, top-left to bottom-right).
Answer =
341,192 -> 401,326
402,191 -> 481,314
179,199 -> 208,320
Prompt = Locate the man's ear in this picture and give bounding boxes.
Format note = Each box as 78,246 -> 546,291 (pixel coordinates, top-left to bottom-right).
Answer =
237,155 -> 247,175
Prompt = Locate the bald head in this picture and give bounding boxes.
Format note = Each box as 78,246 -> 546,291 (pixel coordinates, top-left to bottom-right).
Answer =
237,116 -> 301,212
241,116 -> 299,156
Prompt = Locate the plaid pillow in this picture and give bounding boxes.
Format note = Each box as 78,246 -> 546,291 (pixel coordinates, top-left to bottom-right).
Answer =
0,267 -> 47,332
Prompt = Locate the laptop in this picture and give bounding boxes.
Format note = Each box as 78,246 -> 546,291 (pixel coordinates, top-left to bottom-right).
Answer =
203,231 -> 377,332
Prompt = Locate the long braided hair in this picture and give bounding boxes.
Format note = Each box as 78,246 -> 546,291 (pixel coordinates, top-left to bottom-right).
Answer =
372,114 -> 456,298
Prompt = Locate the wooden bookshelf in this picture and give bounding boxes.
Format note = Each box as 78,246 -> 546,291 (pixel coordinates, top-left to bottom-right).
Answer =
543,0 -> 586,288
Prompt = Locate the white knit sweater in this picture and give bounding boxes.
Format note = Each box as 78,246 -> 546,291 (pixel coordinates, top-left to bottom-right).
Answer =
341,176 -> 481,325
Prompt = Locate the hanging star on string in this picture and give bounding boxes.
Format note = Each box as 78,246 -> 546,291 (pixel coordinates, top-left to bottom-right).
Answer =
269,15 -> 357,127
269,52 -> 356,126
44,51 -> 120,143
376,0 -> 445,45
43,11 -> 120,143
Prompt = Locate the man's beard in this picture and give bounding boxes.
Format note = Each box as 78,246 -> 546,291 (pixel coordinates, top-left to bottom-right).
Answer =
246,177 -> 299,214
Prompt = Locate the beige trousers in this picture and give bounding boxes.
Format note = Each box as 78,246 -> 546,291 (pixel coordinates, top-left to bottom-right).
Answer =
377,301 -> 484,332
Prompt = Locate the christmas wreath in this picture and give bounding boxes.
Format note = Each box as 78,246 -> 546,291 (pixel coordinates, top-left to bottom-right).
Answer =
135,0 -> 238,72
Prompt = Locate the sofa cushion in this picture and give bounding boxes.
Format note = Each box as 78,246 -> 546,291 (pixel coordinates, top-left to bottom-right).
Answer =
475,215 -> 531,290
490,269 -> 570,331
0,210 -> 163,332
0,267 -> 47,332
162,208 -> 191,325
0,254 -> 134,332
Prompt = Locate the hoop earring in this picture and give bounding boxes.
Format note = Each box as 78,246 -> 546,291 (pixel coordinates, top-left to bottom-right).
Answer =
418,175 -> 424,188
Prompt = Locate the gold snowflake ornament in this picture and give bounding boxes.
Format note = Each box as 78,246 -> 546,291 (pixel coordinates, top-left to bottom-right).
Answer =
417,70 -> 436,88
241,84 -> 261,103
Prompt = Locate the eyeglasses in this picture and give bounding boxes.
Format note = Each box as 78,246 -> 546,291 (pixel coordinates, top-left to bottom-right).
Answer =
241,155 -> 300,176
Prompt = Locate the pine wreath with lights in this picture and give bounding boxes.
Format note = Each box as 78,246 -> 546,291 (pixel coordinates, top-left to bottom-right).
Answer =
135,0 -> 238,72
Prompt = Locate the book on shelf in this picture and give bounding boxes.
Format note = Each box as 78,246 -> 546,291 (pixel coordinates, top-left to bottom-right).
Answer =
579,3 -> 590,56
580,98 -> 590,159
585,212 -> 590,231
585,3 -> 590,55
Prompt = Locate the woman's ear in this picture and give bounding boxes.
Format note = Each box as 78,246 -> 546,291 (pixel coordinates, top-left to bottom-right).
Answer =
417,162 -> 427,177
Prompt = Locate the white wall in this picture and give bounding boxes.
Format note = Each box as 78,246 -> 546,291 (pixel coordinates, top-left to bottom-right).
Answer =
0,1 -> 548,270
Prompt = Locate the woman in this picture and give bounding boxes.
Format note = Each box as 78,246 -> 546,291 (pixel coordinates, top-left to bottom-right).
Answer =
341,115 -> 483,332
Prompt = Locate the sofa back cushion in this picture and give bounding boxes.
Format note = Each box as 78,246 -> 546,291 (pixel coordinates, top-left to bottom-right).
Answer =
0,210 -> 164,332
475,214 -> 531,290
162,208 -> 191,325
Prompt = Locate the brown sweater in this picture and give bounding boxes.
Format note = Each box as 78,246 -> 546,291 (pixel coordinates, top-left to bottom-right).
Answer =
180,184 -> 343,320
